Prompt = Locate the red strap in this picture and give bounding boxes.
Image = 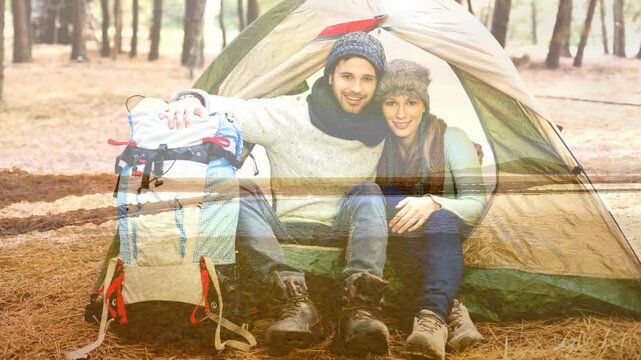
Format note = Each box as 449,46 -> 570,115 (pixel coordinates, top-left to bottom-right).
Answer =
105,261 -> 128,325
202,136 -> 231,148
316,17 -> 386,38
91,286 -> 103,295
108,139 -> 137,147
132,170 -> 143,177
190,257 -> 211,324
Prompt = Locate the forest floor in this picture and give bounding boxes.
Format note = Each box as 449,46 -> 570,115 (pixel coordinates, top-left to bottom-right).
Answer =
1,44 -> 640,359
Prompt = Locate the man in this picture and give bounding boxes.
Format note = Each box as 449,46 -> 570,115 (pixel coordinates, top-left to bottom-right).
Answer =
169,32 -> 391,356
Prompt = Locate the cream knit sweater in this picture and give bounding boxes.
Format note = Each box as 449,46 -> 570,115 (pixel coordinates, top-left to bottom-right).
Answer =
180,91 -> 385,226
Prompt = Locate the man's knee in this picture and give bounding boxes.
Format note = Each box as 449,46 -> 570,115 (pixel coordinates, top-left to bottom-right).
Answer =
239,179 -> 262,197
348,181 -> 383,196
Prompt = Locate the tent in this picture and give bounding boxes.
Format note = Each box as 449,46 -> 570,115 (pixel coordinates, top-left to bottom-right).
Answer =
193,0 -> 641,321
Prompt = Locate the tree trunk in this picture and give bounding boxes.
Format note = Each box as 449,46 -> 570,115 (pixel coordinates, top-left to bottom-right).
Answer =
546,0 -> 573,68
12,0 -> 32,63
1,0 -> 5,103
599,0 -> 608,54
531,0 -> 538,44
56,1 -> 73,44
246,0 -> 259,26
573,0 -> 597,67
490,0 -> 511,48
237,0 -> 245,31
113,0 -> 122,56
219,0 -> 227,49
560,0 -> 573,57
100,0 -> 110,56
182,0 -> 206,67
612,0 -> 625,57
130,0 -> 138,57
31,0 -> 57,44
71,0 -> 87,61
148,0 -> 162,61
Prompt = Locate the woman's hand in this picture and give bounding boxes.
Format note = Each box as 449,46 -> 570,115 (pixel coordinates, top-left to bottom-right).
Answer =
389,196 -> 441,234
164,97 -> 206,129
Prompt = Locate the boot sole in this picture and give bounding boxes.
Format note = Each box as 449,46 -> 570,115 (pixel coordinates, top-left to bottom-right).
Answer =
267,328 -> 323,356
340,332 -> 389,356
403,342 -> 445,360
448,333 -> 483,352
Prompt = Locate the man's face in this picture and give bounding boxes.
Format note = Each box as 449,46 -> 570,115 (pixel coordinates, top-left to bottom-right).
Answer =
328,57 -> 377,114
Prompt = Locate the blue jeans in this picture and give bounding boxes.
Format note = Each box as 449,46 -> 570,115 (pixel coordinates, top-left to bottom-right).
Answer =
236,180 -> 388,282
383,187 -> 467,323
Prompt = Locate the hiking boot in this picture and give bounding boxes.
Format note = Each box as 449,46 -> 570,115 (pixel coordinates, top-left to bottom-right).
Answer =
265,274 -> 321,355
405,309 -> 448,360
447,299 -> 483,351
335,272 -> 390,356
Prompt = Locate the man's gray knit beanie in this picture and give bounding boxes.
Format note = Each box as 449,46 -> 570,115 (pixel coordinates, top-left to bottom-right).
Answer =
324,32 -> 386,78
377,59 -> 431,105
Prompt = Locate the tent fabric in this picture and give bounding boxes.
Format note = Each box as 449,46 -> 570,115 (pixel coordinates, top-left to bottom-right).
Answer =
193,0 -> 641,319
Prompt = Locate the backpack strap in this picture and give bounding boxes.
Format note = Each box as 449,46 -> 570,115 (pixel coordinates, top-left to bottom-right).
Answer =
202,257 -> 257,352
64,258 -> 119,360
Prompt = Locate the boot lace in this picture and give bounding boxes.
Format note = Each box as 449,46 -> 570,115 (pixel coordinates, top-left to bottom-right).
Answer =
449,300 -> 464,330
415,310 -> 445,333
274,280 -> 310,319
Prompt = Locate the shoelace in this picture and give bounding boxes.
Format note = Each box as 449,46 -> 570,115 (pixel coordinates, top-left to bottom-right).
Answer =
416,312 -> 444,332
346,307 -> 377,321
449,302 -> 464,330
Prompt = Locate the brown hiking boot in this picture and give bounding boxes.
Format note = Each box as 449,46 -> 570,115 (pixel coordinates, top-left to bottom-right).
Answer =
405,309 -> 447,360
447,299 -> 483,351
335,272 -> 390,356
265,274 -> 322,355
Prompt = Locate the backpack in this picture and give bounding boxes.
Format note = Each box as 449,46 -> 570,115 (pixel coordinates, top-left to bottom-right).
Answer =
65,98 -> 256,359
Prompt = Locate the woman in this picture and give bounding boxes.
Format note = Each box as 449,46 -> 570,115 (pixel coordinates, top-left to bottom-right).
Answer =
376,59 -> 487,360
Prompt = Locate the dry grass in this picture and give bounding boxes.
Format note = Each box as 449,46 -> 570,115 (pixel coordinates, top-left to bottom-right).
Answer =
1,233 -> 640,359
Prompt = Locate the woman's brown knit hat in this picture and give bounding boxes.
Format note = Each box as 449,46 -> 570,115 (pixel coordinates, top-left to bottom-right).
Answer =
377,59 -> 431,106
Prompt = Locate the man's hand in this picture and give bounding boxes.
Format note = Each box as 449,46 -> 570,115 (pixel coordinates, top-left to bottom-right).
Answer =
165,97 -> 206,129
389,196 -> 441,234
473,142 -> 484,166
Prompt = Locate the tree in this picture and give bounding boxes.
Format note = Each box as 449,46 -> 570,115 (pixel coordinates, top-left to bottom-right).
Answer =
491,0 -> 511,47
237,0 -> 245,31
12,0 -> 32,63
130,0 -> 139,57
71,0 -> 87,61
55,1 -> 74,44
149,0 -> 162,61
246,0 -> 259,25
546,0 -> 573,68
1,0 -> 5,103
573,0 -> 597,67
531,0 -> 538,44
31,0 -> 56,43
113,0 -> 122,56
612,0 -> 625,57
560,0 -> 573,57
599,0 -> 609,54
219,0 -> 227,48
100,0 -> 110,56
182,0 -> 206,67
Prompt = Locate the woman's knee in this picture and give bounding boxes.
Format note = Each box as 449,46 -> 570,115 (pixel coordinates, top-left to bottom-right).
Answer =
424,209 -> 463,235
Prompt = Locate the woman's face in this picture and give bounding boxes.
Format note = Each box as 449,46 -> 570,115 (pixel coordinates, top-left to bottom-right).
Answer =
382,94 -> 426,141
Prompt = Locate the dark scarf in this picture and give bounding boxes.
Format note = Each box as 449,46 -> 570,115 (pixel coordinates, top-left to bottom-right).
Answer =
376,113 -> 447,196
307,77 -> 387,147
